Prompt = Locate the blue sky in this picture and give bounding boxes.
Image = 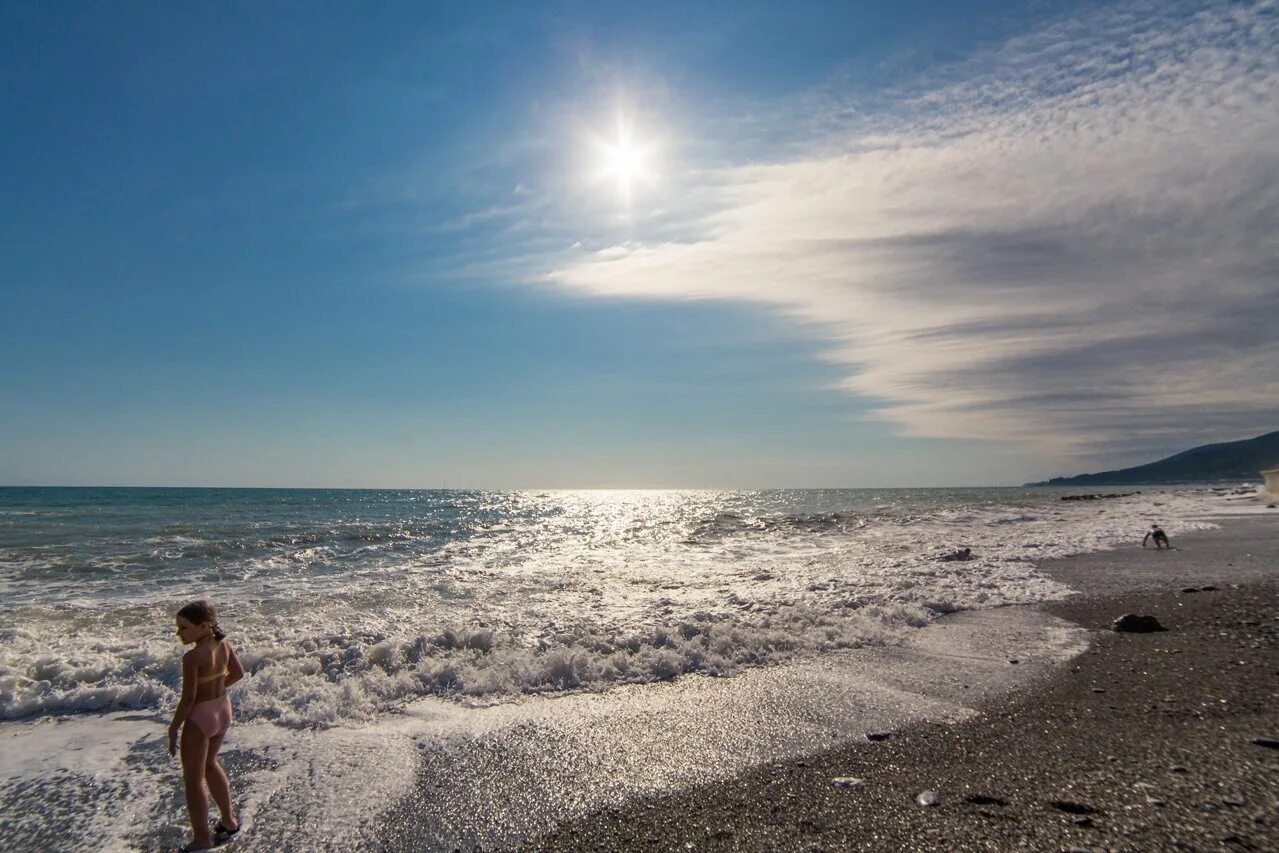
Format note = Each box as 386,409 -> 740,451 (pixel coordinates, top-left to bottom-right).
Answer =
2,1 -> 1276,488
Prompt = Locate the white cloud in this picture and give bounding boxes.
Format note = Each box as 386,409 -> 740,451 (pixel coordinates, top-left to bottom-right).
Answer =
544,0 -> 1279,468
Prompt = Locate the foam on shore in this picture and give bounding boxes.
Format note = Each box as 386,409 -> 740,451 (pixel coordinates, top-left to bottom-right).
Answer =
0,606 -> 1086,851
0,489 -> 1230,726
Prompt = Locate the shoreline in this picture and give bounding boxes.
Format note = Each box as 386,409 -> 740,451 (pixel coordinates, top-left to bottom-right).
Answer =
525,515 -> 1279,851
3,503 -> 1273,850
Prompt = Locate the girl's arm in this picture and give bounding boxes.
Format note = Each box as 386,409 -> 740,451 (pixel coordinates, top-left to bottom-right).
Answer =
168,652 -> 198,756
224,644 -> 245,688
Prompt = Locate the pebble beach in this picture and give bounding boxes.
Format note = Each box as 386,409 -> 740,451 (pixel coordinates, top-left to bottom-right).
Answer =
529,517 -> 1279,852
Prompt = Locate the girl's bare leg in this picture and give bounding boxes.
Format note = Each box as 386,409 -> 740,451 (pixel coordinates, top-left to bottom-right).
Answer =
180,724 -> 214,849
204,733 -> 237,830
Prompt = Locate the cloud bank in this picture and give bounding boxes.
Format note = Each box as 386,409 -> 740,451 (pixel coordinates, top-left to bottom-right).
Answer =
547,0 -> 1279,468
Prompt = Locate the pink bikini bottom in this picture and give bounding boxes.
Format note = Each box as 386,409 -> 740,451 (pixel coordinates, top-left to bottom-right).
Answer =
187,695 -> 232,739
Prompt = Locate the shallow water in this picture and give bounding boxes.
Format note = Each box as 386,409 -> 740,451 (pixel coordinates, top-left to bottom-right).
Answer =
0,485 -> 1254,849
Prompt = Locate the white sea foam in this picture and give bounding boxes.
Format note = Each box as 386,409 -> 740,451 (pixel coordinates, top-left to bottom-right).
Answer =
0,486 -> 1232,727
0,606 -> 1089,850
0,711 -> 419,851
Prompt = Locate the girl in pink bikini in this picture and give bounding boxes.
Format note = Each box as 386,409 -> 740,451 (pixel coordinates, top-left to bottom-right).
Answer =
169,600 -> 244,851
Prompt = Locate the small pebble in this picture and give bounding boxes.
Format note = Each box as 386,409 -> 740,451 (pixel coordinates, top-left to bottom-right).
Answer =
832,777 -> 864,788
916,790 -> 940,807
1171,764 -> 1188,773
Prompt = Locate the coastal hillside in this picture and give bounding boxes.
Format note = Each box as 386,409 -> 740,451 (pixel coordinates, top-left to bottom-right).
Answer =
1029,430 -> 1279,486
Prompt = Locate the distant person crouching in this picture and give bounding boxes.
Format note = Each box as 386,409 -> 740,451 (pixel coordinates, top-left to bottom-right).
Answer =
1142,525 -> 1171,550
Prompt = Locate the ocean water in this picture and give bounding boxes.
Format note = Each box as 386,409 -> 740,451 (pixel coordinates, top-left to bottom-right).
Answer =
0,485 -> 1252,850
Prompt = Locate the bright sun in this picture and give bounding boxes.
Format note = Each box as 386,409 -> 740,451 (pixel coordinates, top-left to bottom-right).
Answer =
603,139 -> 648,189
593,114 -> 655,204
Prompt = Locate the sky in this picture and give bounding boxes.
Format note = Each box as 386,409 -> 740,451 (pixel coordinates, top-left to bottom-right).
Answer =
1,0 -> 1276,488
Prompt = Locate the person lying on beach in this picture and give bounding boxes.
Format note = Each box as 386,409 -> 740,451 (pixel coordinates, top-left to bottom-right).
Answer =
169,600 -> 244,851
939,547 -> 972,562
1142,525 -> 1171,550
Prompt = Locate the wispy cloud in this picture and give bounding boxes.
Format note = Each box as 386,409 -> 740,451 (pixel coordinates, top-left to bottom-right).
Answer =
543,0 -> 1279,469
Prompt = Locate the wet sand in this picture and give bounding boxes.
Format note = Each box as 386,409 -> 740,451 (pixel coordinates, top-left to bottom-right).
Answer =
529,515 -> 1279,852
372,601 -> 1088,850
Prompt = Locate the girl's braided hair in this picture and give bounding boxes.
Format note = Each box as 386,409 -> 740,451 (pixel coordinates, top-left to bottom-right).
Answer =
176,600 -> 226,641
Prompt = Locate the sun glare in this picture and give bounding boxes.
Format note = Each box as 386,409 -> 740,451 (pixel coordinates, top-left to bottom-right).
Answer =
592,114 -> 656,205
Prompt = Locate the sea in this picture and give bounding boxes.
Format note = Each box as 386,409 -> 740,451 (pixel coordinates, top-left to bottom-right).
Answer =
0,485 -> 1259,850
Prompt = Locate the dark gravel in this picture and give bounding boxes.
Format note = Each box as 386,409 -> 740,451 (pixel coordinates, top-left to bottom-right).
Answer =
528,518 -> 1279,852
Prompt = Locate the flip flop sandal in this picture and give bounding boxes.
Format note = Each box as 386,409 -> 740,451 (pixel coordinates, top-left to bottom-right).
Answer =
213,821 -> 240,842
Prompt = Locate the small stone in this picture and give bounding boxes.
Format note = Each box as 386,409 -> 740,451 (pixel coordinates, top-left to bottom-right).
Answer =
832,776 -> 864,788
1181,587 -> 1200,593
1201,585 -> 1218,591
916,790 -> 940,807
1113,613 -> 1166,633
1073,816 -> 1094,827
865,730 -> 892,741
1250,737 -> 1279,749
1223,796 -> 1245,807
1171,764 -> 1188,773
1147,796 -> 1166,807
1008,658 -> 1019,664
1222,834 -> 1244,845
1092,687 -> 1106,693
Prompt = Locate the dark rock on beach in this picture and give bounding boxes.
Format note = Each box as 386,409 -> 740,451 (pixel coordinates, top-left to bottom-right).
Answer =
1112,613 -> 1166,632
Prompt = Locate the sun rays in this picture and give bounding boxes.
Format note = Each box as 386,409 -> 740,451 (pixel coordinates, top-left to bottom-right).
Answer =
590,112 -> 657,208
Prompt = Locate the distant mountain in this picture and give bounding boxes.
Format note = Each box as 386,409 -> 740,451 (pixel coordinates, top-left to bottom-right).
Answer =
1028,430 -> 1279,486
